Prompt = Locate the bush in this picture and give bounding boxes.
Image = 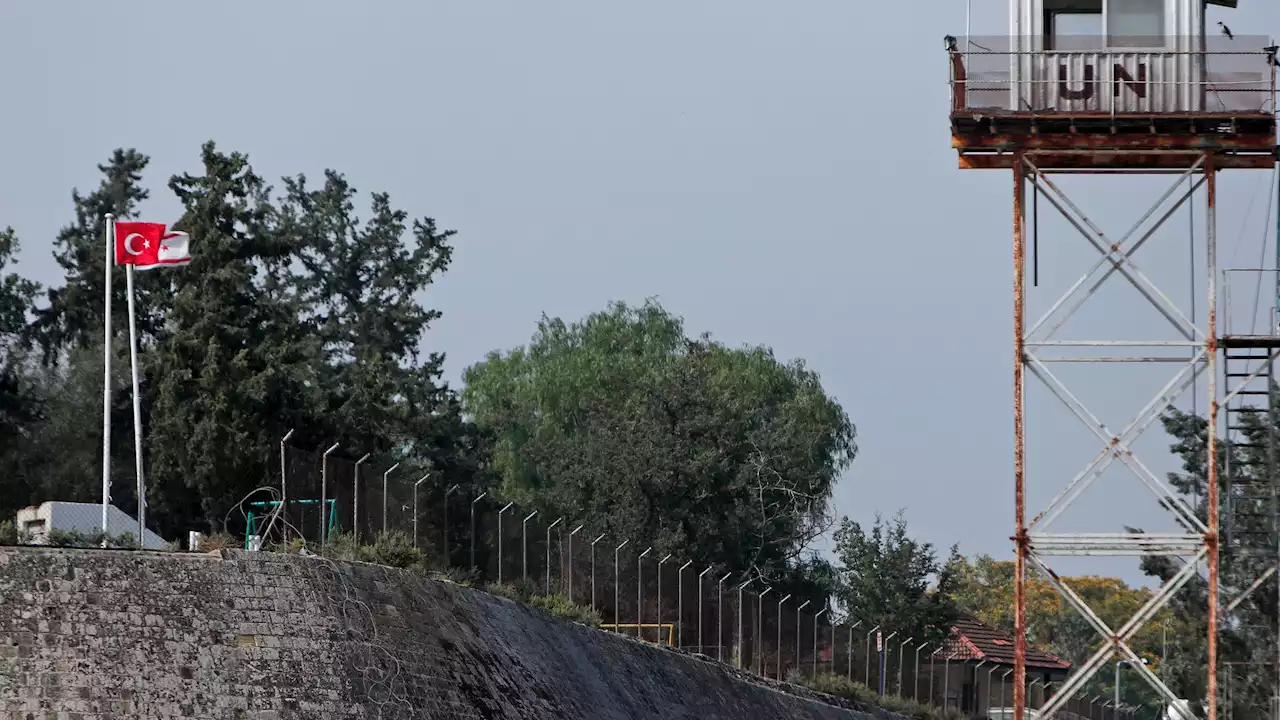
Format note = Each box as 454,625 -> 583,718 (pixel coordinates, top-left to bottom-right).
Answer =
194,532 -> 239,552
364,530 -> 428,569
789,672 -> 963,720
485,581 -> 600,627
0,520 -> 16,546
315,530 -> 429,570
487,578 -> 539,603
800,673 -> 876,703
438,565 -> 479,587
43,529 -> 139,549
525,592 -> 602,627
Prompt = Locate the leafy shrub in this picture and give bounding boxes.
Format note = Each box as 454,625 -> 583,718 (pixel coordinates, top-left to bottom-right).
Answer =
789,672 -> 961,720
0,520 -> 16,546
194,532 -> 239,552
879,693 -> 946,720
364,530 -> 427,569
801,673 -> 876,703
525,592 -> 602,627
438,565 -> 479,587
315,531 -> 429,570
487,578 -> 539,603
485,582 -> 600,626
43,529 -> 138,549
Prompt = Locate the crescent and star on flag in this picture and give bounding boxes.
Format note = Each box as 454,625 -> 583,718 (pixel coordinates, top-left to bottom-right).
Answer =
113,221 -> 192,269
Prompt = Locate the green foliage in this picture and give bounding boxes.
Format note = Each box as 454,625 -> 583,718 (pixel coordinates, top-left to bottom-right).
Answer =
0,520 -> 16,546
1140,407 -> 1264,717
319,531 -> 429,570
438,565 -> 480,587
485,581 -> 601,626
788,673 -> 962,720
0,143 -> 484,543
364,531 -> 428,569
194,532 -> 239,553
832,511 -> 960,648
463,299 -> 856,614
41,529 -> 141,549
525,592 -> 603,627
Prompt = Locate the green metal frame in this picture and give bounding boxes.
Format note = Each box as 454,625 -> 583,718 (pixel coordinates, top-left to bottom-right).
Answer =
244,499 -> 339,549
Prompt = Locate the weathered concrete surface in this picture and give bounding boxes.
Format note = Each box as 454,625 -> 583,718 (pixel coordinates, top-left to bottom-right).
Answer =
0,548 -> 903,720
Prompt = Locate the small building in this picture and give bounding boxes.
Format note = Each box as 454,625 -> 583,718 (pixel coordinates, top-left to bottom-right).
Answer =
924,615 -> 1073,717
15,501 -> 168,550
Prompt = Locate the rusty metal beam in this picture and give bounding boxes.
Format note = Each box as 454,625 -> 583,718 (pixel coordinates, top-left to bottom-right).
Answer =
1013,154 -> 1027,720
1206,153 -> 1220,720
953,111 -> 1272,122
955,134 -> 1278,152
959,153 -> 1274,171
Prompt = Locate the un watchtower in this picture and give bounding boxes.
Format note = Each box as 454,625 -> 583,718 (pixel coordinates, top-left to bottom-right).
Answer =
948,1 -> 1276,718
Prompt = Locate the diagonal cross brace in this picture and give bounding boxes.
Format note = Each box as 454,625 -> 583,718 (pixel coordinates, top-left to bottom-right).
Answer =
1024,156 -> 1205,344
1026,161 -> 1207,344
1031,549 -> 1203,720
1026,351 -> 1208,533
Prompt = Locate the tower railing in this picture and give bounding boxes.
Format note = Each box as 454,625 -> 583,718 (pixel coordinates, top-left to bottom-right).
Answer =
948,36 -> 1276,117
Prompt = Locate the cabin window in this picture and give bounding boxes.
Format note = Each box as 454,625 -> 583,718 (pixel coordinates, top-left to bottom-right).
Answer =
1107,0 -> 1165,48
1045,0 -> 1102,52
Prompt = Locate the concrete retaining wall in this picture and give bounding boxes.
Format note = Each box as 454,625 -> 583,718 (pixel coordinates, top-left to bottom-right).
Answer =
0,548 -> 908,720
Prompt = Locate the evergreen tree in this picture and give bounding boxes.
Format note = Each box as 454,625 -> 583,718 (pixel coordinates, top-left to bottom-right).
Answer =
146,142 -> 323,532
832,511 -> 961,649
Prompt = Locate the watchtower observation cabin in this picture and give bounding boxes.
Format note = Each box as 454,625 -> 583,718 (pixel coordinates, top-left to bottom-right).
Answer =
950,0 -> 1276,170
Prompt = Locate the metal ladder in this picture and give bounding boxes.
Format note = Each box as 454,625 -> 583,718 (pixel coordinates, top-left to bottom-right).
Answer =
1222,343 -> 1280,556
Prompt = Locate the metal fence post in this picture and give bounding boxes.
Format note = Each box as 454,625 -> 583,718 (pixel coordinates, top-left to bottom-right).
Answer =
497,502 -> 513,584
546,517 -> 563,594
568,525 -> 584,603
442,484 -> 459,566
758,587 -> 773,674
381,462 -> 399,535
796,600 -> 811,675
656,554 -> 671,645
847,620 -> 863,680
914,641 -> 928,702
881,631 -> 898,696
614,539 -> 629,632
522,511 -> 537,582
279,430 -> 293,543
865,625 -> 881,687
591,533 -> 606,612
412,475 -> 428,548
814,608 -> 828,677
717,573 -> 731,663
777,594 -> 792,679
320,443 -> 339,546
470,491 -> 487,569
698,567 -> 712,654
353,454 -> 369,543
899,636 -> 914,696
637,547 -> 652,639
677,560 -> 692,649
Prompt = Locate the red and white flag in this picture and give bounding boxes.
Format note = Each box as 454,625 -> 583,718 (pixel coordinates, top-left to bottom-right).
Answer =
114,221 -> 191,270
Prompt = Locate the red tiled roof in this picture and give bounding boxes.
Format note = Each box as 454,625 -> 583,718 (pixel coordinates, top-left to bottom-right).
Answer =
940,615 -> 1072,671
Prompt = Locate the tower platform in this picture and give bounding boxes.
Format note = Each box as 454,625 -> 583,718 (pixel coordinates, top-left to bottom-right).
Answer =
952,111 -> 1277,170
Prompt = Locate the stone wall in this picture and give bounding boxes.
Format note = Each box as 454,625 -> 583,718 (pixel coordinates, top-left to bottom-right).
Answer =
0,548 -> 907,720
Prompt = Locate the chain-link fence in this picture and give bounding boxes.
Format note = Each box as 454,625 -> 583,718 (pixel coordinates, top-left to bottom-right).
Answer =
256,441 -> 1083,714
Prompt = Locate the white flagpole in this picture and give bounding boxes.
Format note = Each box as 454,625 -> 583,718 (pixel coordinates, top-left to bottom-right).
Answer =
102,214 -> 114,538
125,263 -> 146,547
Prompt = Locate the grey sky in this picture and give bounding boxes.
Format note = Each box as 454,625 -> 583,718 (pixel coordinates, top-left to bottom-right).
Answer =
2,1 -> 1278,586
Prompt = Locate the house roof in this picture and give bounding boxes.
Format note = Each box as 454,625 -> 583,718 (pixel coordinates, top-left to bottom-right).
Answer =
941,615 -> 1072,671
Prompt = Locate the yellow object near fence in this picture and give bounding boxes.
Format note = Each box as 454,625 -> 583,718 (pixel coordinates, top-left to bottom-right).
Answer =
599,623 -> 675,646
